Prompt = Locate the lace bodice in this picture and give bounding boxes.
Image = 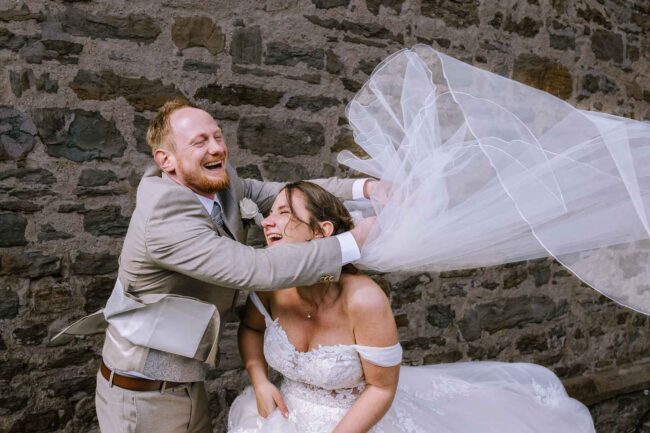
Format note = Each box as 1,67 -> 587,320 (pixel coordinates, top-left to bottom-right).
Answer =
249,293 -> 402,409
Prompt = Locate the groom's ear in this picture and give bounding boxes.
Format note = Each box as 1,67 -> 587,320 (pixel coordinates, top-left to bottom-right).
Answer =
316,221 -> 335,238
153,148 -> 176,174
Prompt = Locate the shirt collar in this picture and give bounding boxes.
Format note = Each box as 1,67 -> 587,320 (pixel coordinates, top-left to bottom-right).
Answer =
195,194 -> 219,214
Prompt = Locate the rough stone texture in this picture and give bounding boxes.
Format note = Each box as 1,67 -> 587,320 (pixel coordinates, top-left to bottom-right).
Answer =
0,1 -> 649,432
0,213 -> 27,247
38,224 -> 73,242
326,49 -> 344,74
77,169 -> 118,187
238,116 -> 325,156
0,107 -> 37,161
236,164 -> 263,181
20,39 -> 83,64
233,64 -> 322,84
262,158 -> 310,181
9,70 -> 29,98
503,15 -> 542,38
366,0 -> 405,15
0,28 -> 30,52
10,70 -> 59,97
195,84 -> 283,107
12,322 -> 48,345
304,15 -> 403,43
83,206 -> 130,237
548,20 -> 576,51
133,114 -> 152,154
32,108 -> 126,161
84,277 -> 115,314
70,70 -> 183,112
427,304 -> 454,328
0,167 -> 56,184
0,199 -> 42,213
230,26 -> 262,64
171,17 -> 225,55
591,29 -> 624,63
421,0 -> 480,28
265,42 -> 325,69
183,59 -> 219,74
512,53 -> 573,100
0,289 -> 19,319
1,251 -> 61,279
59,7 -> 161,43
58,202 -> 85,213
0,4 -> 45,22
312,0 -> 350,9
72,251 -> 119,275
331,128 -> 368,157
285,95 -> 340,111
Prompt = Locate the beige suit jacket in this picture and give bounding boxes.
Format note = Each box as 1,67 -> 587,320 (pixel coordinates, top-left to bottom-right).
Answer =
62,165 -> 358,373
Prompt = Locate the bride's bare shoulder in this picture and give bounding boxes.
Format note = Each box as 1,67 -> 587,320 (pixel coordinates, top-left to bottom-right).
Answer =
340,274 -> 391,317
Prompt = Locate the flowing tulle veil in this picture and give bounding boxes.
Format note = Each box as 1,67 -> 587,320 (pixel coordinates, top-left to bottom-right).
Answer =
339,45 -> 650,314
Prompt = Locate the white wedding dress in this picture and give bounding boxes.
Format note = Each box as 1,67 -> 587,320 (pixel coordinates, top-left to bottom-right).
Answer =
227,293 -> 595,433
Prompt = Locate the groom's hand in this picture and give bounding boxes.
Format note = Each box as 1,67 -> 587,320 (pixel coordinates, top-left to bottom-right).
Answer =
350,216 -> 377,248
363,179 -> 377,199
364,179 -> 391,203
254,380 -> 289,419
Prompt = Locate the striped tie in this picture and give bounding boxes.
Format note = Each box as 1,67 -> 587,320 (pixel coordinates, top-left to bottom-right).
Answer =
211,201 -> 225,230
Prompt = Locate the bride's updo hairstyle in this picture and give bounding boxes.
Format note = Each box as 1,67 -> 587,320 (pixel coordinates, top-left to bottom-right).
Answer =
283,181 -> 357,280
283,181 -> 354,237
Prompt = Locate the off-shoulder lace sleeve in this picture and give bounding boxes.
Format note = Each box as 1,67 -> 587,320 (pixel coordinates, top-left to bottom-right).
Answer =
352,343 -> 402,367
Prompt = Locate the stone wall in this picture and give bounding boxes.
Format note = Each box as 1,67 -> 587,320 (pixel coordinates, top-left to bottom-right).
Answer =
1,0 -> 649,432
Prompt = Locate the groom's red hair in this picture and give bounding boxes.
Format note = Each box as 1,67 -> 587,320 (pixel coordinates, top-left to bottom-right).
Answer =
146,99 -> 196,152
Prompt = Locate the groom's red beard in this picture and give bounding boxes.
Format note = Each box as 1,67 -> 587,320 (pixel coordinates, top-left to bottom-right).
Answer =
178,164 -> 231,194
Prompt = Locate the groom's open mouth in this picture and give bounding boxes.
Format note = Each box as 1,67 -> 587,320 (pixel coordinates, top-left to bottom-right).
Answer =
265,232 -> 283,246
203,160 -> 224,171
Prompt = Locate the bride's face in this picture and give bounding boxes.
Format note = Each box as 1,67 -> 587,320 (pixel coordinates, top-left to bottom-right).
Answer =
262,190 -> 318,247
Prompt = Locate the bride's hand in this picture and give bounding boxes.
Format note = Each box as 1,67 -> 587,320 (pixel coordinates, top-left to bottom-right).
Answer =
254,380 -> 289,419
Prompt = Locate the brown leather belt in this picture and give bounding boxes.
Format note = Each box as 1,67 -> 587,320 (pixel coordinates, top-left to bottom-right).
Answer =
100,360 -> 185,392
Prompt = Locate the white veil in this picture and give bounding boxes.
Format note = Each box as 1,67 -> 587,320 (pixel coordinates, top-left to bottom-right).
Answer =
339,45 -> 650,314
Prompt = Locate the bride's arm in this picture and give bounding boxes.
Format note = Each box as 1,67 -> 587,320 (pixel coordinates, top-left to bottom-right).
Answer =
333,279 -> 400,433
238,293 -> 289,418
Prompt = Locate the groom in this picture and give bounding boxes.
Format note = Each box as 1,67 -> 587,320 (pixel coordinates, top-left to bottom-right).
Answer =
55,100 -> 375,432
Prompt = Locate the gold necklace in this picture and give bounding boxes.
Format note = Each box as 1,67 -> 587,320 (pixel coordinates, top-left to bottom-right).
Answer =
300,284 -> 333,319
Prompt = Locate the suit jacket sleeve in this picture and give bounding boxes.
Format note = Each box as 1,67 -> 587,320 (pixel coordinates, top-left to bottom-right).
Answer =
145,190 -> 342,290
242,177 -> 358,214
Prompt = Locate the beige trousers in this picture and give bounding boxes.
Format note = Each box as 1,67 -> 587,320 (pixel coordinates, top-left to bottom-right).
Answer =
95,371 -> 212,433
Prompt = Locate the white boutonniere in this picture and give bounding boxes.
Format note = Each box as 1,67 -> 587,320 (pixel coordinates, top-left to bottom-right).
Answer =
239,198 -> 263,226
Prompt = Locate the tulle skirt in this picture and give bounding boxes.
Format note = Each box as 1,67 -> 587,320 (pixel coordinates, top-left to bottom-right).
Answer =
227,362 -> 595,433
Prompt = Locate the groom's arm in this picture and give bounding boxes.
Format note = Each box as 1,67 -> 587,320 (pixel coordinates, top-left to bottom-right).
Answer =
241,176 -> 370,215
146,190 -> 346,290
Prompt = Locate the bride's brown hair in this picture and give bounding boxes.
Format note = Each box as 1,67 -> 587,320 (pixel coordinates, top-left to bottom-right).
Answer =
283,181 -> 354,236
283,181 -> 357,275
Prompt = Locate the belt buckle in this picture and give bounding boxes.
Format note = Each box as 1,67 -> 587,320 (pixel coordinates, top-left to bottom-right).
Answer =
109,369 -> 115,388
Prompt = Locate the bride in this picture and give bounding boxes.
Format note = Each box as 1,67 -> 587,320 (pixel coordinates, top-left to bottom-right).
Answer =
227,181 -> 595,433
